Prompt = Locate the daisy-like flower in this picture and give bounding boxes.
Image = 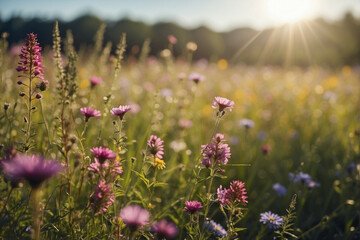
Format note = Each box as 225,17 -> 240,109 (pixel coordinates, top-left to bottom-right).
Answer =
217,180 -> 248,206
153,158 -> 166,170
111,105 -> 131,120
91,146 -> 116,164
80,106 -> 101,122
205,220 -> 227,238
90,76 -> 102,86
260,211 -> 284,229
120,205 -> 150,231
201,133 -> 231,168
2,154 -> 62,189
147,135 -> 164,159
238,118 -> 255,129
188,72 -> 205,84
151,219 -> 178,239
272,183 -> 287,197
212,97 -> 235,112
90,180 -> 115,215
184,201 -> 202,214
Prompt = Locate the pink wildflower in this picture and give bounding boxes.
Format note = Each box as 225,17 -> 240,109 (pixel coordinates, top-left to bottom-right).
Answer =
201,133 -> 231,168
212,96 -> 234,112
184,201 -> 203,214
111,105 -> 131,120
80,106 -> 101,122
90,180 -> 115,214
147,135 -> 164,159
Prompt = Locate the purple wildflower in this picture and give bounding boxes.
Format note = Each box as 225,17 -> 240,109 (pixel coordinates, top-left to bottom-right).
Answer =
90,180 -> 115,215
151,219 -> 178,239
306,180 -> 320,188
217,180 -> 248,206
147,135 -> 165,159
91,147 -> 116,164
120,205 -> 150,231
2,154 -> 62,189
201,133 -> 231,168
188,72 -> 205,84
205,220 -> 227,238
212,96 -> 235,112
238,118 -> 255,129
90,76 -> 102,86
272,183 -> 287,196
88,158 -> 123,177
178,118 -> 192,129
16,33 -> 45,81
289,172 -> 312,184
260,211 -> 284,229
111,105 -> 131,120
80,106 -> 101,122
184,201 -> 203,214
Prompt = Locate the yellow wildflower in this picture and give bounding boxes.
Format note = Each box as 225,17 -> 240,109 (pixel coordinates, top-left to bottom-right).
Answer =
148,203 -> 155,210
153,158 -> 166,170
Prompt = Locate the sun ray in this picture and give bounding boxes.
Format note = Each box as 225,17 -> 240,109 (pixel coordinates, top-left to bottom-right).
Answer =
230,30 -> 263,63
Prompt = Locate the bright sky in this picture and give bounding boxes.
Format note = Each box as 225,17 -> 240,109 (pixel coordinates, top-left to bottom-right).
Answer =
1,0 -> 359,31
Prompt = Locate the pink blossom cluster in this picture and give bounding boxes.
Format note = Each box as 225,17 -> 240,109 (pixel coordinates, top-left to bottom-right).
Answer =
217,180 -> 248,206
201,133 -> 231,168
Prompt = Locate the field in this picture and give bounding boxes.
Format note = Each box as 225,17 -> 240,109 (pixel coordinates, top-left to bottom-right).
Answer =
0,24 -> 359,240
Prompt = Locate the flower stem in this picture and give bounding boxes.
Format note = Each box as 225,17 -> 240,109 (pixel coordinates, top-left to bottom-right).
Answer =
0,187 -> 13,216
31,188 -> 41,240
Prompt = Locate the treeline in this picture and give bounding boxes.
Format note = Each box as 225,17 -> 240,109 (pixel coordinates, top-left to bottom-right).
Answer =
0,13 -> 359,66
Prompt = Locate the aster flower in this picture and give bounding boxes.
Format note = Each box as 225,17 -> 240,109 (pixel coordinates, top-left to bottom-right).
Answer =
2,154 -> 62,189
217,180 -> 248,206
238,118 -> 255,129
151,219 -> 178,239
212,96 -> 235,113
201,133 -> 231,168
120,205 -> 150,231
188,72 -> 205,84
90,180 -> 115,215
80,106 -> 101,122
289,172 -> 311,184
88,158 -> 123,177
90,76 -> 102,86
260,211 -> 284,229
16,33 -> 45,81
272,183 -> 287,197
111,105 -> 131,120
91,146 -> 116,164
147,135 -> 165,159
184,201 -> 202,214
205,220 -> 227,238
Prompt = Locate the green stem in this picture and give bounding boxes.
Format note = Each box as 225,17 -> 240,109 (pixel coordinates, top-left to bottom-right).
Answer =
0,187 -> 13,216
31,188 -> 41,240
39,99 -> 51,150
203,168 -> 215,221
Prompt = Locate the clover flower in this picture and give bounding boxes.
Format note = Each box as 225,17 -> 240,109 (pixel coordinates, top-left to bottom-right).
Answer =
147,135 -> 164,159
91,146 -> 116,164
260,211 -> 284,229
212,96 -> 234,112
2,154 -> 62,189
184,201 -> 202,214
151,219 -> 178,239
90,180 -> 115,215
120,205 -> 150,231
111,105 -> 131,120
272,183 -> 287,197
205,220 -> 227,238
217,180 -> 248,206
201,133 -> 231,168
80,106 -> 101,122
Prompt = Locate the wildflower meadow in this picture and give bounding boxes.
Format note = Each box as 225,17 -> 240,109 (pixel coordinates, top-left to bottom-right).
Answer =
0,21 -> 359,240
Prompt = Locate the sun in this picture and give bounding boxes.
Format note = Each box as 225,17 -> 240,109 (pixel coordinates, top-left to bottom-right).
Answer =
266,0 -> 318,23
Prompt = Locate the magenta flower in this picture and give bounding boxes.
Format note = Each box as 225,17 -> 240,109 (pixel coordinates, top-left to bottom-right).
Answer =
184,201 -> 202,214
151,219 -> 178,239
212,96 -> 234,112
88,158 -> 123,177
80,106 -> 101,122
217,180 -> 248,206
147,135 -> 164,159
111,105 -> 131,120
91,147 -> 116,164
168,35 -> 178,45
16,33 -> 45,81
201,133 -> 231,168
2,154 -> 62,188
261,145 -> 271,154
90,76 -> 102,86
188,72 -> 205,84
90,180 -> 115,215
120,205 -> 150,231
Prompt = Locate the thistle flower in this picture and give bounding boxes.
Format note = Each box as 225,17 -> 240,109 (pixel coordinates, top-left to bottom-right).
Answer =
201,133 -> 231,168
90,76 -> 102,86
212,96 -> 234,112
184,201 -> 202,214
16,33 -> 45,81
151,219 -> 178,239
238,118 -> 255,129
188,72 -> 205,84
153,158 -> 166,170
272,183 -> 287,197
147,135 -> 164,159
91,146 -> 116,164
111,105 -> 131,120
90,180 -> 115,214
205,220 -> 227,238
259,211 -> 284,229
120,205 -> 150,231
217,180 -> 248,206
80,106 -> 101,122
2,154 -> 62,189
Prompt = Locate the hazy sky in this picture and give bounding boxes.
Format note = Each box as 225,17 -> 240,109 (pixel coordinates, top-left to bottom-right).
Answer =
1,0 -> 359,31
